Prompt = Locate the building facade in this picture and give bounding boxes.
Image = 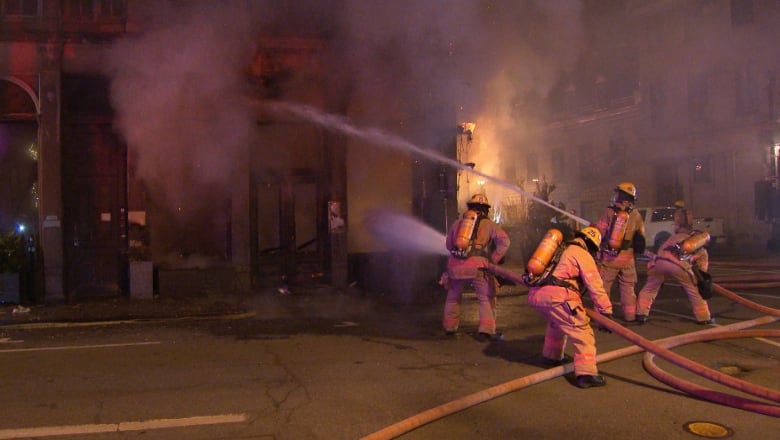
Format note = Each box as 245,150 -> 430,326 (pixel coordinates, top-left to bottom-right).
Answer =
529,0 -> 779,250
1,0 -> 456,303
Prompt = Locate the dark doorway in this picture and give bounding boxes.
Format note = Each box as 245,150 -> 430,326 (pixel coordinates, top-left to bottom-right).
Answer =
61,75 -> 127,299
62,126 -> 127,298
653,163 -> 682,206
0,79 -> 39,304
0,121 -> 38,235
252,169 -> 323,288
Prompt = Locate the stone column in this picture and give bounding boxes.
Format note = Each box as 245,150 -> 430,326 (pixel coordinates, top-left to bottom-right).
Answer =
231,143 -> 251,291
37,38 -> 65,301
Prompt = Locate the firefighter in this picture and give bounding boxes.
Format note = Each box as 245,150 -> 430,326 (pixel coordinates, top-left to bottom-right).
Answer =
527,226 -> 614,388
443,193 -> 510,341
594,182 -> 646,322
636,207 -> 713,324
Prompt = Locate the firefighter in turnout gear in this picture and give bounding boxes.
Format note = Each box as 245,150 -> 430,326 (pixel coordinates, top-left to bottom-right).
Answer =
443,194 -> 510,341
636,207 -> 713,324
594,182 -> 646,322
526,226 -> 614,388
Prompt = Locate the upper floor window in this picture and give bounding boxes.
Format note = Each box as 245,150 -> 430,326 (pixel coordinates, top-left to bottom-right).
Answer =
526,153 -> 539,181
731,0 -> 754,26
551,148 -> 565,178
608,137 -> 626,176
647,82 -> 665,127
688,73 -> 709,123
693,155 -> 712,183
736,62 -> 759,116
0,0 -> 39,17
578,143 -> 597,181
64,0 -> 125,20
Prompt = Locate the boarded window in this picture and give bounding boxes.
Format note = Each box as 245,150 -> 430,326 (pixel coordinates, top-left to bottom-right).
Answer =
693,155 -> 712,183
0,0 -> 39,16
688,74 -> 708,122
736,62 -> 759,115
579,143 -> 596,181
551,148 -> 565,178
608,137 -> 626,176
731,0 -> 754,26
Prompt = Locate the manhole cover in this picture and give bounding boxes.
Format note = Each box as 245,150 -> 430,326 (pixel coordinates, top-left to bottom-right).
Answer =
718,365 -> 742,375
683,421 -> 734,438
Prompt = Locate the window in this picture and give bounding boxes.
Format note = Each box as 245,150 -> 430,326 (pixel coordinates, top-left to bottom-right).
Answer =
608,137 -> 626,176
650,208 -> 677,222
63,0 -> 125,20
736,62 -> 759,115
731,0 -> 753,26
504,162 -> 517,183
579,143 -> 596,181
688,74 -> 708,122
693,155 -> 712,183
526,153 -> 538,181
551,148 -> 565,178
648,82 -> 664,127
594,75 -> 608,109
0,0 -> 39,16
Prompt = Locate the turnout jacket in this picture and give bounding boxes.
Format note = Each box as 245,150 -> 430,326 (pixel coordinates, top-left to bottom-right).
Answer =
594,206 -> 645,267
446,216 -> 510,279
528,241 -> 613,315
655,230 -> 709,272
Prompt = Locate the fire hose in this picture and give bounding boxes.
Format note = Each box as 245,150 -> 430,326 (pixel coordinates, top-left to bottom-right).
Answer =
360,265 -> 780,440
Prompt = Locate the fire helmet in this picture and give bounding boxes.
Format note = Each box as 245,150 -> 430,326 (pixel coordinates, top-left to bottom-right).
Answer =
467,193 -> 491,210
674,207 -> 693,228
577,226 -> 602,250
615,182 -> 637,200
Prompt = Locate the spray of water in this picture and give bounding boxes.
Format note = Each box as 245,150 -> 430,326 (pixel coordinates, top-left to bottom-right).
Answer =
261,101 -> 591,226
365,209 -> 448,256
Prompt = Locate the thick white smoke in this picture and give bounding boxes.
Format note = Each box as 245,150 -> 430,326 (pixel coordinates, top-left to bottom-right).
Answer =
104,0 -> 585,260
107,1 -> 258,210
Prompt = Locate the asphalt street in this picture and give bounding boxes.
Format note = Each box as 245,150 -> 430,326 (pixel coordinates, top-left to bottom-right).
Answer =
0,256 -> 779,439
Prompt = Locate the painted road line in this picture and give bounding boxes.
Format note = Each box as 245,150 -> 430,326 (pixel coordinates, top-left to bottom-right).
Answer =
0,414 -> 248,439
0,341 -> 160,354
0,338 -> 22,344
653,309 -> 780,348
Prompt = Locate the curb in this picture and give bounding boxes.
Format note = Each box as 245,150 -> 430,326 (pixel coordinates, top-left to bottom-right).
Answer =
0,310 -> 256,330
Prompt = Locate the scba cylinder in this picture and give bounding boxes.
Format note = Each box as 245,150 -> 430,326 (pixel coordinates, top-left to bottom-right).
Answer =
454,210 -> 479,251
681,231 -> 711,254
607,210 -> 629,250
527,228 -> 564,276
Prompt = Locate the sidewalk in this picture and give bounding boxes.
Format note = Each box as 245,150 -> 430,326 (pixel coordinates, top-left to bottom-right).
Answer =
0,291 -> 254,329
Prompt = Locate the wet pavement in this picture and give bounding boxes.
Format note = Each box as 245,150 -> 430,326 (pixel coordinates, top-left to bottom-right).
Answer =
0,255 -> 778,439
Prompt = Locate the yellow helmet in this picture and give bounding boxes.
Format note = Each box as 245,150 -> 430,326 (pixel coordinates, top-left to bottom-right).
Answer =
468,193 -> 490,208
578,226 -> 602,249
615,182 -> 637,199
673,200 -> 685,208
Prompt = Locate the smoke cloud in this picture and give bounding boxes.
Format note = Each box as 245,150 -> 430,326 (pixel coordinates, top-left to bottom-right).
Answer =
105,0 -> 585,260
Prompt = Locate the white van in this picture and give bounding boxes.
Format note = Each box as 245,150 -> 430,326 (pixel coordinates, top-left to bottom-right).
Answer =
636,206 -> 727,251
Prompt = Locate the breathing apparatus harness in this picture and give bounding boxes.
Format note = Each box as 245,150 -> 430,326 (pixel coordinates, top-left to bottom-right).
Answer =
599,204 -> 629,258
522,239 -> 584,293
663,229 -> 711,263
450,208 -> 488,259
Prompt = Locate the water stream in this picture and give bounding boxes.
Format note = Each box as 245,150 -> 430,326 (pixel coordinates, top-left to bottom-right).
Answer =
261,101 -> 590,226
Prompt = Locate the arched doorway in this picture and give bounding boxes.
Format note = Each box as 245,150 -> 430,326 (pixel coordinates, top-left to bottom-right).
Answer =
0,77 -> 40,304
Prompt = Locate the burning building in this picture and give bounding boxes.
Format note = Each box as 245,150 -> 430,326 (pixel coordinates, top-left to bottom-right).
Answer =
4,1 -> 780,304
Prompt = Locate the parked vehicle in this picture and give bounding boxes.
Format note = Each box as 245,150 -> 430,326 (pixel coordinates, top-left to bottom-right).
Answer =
636,206 -> 727,251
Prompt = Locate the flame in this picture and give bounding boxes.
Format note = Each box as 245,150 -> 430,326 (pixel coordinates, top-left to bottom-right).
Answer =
460,122 -> 476,134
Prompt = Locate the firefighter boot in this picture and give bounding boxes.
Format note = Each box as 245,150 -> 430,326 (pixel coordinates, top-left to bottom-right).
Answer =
576,375 -> 607,388
477,332 -> 504,342
542,354 -> 574,367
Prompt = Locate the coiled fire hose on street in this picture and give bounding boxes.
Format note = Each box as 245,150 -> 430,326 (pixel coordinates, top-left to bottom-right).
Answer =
360,265 -> 780,440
